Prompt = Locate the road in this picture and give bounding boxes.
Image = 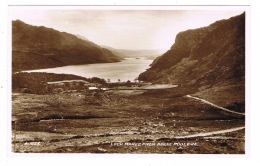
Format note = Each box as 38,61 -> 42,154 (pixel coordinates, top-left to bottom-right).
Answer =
174,126 -> 245,139
186,95 -> 245,116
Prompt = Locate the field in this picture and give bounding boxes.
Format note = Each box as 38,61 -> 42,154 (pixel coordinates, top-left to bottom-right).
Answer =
12,85 -> 245,154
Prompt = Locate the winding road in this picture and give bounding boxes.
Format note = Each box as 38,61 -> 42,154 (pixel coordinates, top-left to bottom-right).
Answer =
186,95 -> 245,116
170,95 -> 246,140
174,126 -> 245,139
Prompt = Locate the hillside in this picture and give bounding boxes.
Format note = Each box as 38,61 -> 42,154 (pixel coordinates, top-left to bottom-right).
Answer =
101,45 -> 164,60
139,13 -> 245,108
12,20 -> 122,71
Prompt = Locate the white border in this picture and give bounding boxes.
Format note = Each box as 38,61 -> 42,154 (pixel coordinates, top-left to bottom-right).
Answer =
1,0 -> 259,166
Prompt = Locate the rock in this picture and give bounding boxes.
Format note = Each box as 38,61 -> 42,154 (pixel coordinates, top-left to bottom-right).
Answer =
97,147 -> 108,153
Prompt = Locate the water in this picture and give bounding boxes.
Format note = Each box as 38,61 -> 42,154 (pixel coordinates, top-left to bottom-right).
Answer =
25,58 -> 153,82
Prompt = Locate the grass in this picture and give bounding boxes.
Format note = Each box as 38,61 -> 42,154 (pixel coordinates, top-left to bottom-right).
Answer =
194,82 -> 245,112
11,72 -> 245,153
12,87 -> 245,153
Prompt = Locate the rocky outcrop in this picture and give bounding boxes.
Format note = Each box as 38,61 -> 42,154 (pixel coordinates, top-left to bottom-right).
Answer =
12,20 -> 122,71
139,13 -> 245,87
139,13 -> 245,108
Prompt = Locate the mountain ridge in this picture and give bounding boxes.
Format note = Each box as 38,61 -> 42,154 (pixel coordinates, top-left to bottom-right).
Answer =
139,13 -> 245,84
12,20 -> 122,72
138,13 -> 245,108
101,45 -> 165,60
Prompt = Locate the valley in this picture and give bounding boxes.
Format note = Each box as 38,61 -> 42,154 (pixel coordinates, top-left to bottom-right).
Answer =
11,12 -> 246,154
12,85 -> 245,153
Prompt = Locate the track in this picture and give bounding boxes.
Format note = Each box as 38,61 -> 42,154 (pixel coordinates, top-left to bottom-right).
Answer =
174,126 -> 245,139
186,95 -> 245,116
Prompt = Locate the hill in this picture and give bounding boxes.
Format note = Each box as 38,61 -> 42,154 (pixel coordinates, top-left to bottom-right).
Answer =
139,13 -> 245,108
12,20 -> 122,71
101,45 -> 165,60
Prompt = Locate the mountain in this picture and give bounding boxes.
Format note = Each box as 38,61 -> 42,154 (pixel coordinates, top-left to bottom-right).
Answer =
99,45 -> 127,59
139,13 -> 245,108
101,46 -> 165,60
12,20 -> 122,71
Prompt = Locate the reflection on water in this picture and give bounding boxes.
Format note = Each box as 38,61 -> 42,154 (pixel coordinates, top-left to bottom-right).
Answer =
25,58 -> 153,82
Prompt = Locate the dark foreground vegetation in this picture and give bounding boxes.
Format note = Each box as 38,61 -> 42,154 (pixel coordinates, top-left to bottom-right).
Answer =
13,72 -> 106,93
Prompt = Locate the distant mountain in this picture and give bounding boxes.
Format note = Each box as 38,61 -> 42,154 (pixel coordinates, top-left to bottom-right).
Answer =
101,45 -> 165,60
12,20 -> 122,71
139,13 -> 245,108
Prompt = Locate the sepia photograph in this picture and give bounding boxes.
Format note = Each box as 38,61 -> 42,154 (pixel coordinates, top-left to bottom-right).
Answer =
10,6 -> 246,154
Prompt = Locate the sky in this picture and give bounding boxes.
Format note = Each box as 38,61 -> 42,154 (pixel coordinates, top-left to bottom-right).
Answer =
10,7 -> 244,51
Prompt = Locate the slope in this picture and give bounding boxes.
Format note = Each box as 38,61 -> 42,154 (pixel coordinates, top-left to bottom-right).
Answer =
139,13 -> 245,109
12,20 -> 122,71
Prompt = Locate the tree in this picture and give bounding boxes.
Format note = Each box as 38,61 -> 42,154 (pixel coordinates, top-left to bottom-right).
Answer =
126,80 -> 131,87
134,78 -> 138,83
